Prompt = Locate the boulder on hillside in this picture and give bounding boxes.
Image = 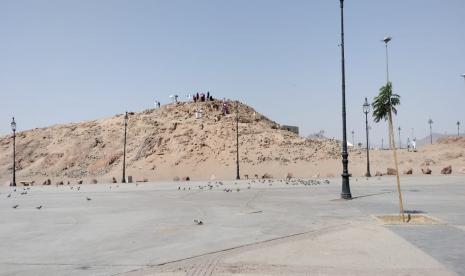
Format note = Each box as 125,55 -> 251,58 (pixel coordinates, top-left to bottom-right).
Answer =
441,165 -> 452,175
421,167 -> 432,175
386,168 -> 397,176
375,171 -> 383,177
262,173 -> 273,179
403,168 -> 413,175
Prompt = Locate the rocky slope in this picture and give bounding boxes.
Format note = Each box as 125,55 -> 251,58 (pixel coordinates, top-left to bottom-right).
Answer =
0,100 -> 342,184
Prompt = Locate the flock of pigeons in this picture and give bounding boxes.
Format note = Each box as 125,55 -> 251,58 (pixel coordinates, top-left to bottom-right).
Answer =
4,178 -> 331,212
177,178 -> 331,193
4,185 -> 92,210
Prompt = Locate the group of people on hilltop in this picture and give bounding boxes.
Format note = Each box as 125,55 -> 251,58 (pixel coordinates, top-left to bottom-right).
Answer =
155,91 -> 216,108
193,92 -> 213,102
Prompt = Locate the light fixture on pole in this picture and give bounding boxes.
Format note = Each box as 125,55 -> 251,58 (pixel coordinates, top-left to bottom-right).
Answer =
122,112 -> 129,183
457,121 -> 460,136
339,0 -> 351,199
363,98 -> 371,177
11,117 -> 17,187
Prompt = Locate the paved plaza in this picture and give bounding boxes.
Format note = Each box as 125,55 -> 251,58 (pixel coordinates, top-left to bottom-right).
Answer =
1,176 -> 464,275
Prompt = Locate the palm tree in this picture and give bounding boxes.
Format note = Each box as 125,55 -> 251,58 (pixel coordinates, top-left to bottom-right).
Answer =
372,82 -> 405,222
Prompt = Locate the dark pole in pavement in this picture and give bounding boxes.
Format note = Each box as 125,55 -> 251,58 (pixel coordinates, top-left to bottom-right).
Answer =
236,101 -> 240,180
11,117 -> 17,187
363,98 -> 371,177
339,0 -> 351,199
122,112 -> 128,183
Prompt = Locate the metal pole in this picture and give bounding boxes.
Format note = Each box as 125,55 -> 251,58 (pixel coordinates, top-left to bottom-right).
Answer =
430,123 -> 433,144
12,128 -> 16,187
381,138 -> 384,150
385,43 -> 389,83
365,109 -> 371,177
339,0 -> 351,199
122,112 -> 128,183
236,101 -> 240,180
398,127 -> 401,149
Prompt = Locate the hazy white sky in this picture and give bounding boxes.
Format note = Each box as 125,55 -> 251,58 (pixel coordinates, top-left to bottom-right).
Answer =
1,0 -> 464,146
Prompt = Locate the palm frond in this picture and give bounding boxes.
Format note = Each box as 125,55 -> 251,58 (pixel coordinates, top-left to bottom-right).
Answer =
372,82 -> 401,122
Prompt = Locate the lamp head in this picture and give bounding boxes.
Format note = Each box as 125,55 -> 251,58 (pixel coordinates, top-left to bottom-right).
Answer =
363,97 -> 370,114
124,112 -> 129,124
11,117 -> 16,132
383,36 -> 392,44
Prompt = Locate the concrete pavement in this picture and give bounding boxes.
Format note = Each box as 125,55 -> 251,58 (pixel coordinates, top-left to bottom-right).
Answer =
1,176 -> 464,275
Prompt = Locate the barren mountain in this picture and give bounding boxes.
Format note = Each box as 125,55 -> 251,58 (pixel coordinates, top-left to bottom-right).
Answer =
0,100 -> 342,185
2,100 -> 464,186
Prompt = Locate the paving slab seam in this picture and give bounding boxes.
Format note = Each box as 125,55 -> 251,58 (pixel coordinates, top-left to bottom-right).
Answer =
119,222 -> 352,276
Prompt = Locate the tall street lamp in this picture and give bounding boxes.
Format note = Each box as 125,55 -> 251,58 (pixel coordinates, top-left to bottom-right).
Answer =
428,118 -> 433,144
461,74 -> 465,89
122,112 -> 129,183
398,126 -> 401,149
363,98 -> 371,177
457,121 -> 460,136
339,0 -> 351,199
351,130 -> 355,146
382,36 -> 392,83
11,117 -> 17,187
236,101 -> 240,180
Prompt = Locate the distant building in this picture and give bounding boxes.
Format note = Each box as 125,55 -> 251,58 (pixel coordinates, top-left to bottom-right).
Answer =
281,125 -> 299,135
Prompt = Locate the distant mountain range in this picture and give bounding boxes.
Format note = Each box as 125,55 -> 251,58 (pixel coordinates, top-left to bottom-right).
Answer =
415,133 -> 453,146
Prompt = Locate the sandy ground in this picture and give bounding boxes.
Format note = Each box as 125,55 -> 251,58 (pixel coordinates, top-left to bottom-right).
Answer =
1,175 -> 464,275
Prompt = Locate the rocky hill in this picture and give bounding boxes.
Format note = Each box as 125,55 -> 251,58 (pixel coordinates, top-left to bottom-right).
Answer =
0,100 -> 343,184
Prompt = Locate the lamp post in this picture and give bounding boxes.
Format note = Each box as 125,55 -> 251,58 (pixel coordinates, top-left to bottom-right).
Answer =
382,36 -> 392,83
236,101 -> 240,180
11,117 -> 17,187
457,121 -> 460,136
122,112 -> 129,183
339,0 -> 351,199
398,126 -> 401,149
381,138 -> 384,150
462,74 -> 465,89
363,98 -> 371,177
351,130 -> 355,147
428,118 -> 433,144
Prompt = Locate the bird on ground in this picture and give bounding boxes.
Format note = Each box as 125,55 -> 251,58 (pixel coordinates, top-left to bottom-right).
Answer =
7,194 -> 11,198
194,219 -> 203,225
86,197 -> 92,201
36,206 -> 43,210
12,204 -> 19,209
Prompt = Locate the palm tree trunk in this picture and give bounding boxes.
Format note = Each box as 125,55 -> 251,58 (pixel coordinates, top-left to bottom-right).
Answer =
388,110 -> 405,222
